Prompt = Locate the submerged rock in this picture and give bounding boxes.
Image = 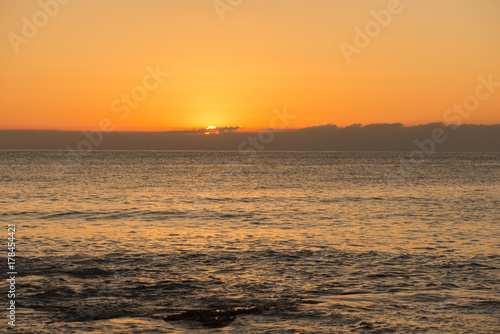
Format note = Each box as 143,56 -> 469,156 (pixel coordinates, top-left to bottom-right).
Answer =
163,306 -> 261,328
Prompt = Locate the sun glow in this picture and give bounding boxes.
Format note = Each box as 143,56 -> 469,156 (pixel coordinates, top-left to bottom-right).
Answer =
205,126 -> 219,135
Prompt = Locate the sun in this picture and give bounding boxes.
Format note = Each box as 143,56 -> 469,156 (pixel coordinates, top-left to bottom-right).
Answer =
205,126 -> 219,135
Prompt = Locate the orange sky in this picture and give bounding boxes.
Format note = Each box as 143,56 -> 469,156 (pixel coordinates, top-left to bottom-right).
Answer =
0,0 -> 499,131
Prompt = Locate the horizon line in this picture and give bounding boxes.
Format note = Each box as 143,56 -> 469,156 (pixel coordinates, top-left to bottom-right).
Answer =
1,122 -> 499,133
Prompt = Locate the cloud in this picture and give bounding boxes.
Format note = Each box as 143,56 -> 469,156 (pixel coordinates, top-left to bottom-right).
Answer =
0,123 -> 498,151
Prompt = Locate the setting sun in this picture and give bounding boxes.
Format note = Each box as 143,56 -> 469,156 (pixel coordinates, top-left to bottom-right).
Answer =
205,126 -> 219,135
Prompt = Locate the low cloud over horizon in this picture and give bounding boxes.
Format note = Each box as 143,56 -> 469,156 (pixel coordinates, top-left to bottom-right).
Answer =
0,123 -> 499,152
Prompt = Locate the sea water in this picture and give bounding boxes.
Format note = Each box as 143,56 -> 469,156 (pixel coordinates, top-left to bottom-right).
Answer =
1,151 -> 499,333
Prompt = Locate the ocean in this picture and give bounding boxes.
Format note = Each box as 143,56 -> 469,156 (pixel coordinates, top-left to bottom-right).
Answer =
1,151 -> 499,333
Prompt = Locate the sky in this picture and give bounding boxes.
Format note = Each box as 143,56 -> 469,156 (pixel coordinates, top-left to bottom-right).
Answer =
0,0 -> 499,131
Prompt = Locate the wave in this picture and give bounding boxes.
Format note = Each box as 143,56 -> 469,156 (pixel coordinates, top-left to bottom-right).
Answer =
4,208 -> 261,222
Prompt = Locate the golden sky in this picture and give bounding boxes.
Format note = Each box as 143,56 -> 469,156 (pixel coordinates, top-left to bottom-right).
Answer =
0,0 -> 499,131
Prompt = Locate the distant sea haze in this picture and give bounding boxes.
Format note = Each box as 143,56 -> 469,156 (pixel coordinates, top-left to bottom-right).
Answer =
1,123 -> 499,151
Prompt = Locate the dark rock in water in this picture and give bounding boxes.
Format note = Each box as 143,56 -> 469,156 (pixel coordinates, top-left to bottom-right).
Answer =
164,306 -> 261,328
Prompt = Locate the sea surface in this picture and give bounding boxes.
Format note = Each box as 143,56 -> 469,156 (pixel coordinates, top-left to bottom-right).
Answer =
1,151 -> 499,333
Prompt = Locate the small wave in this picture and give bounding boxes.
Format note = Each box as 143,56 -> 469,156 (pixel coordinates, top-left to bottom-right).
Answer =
38,209 -> 185,221
404,293 -> 450,303
63,267 -> 115,278
123,281 -> 200,294
218,213 -> 254,219
320,196 -> 386,203
0,176 -> 14,182
41,211 -> 86,219
32,286 -> 77,299
65,301 -> 134,322
1,211 -> 38,216
203,197 -> 233,202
